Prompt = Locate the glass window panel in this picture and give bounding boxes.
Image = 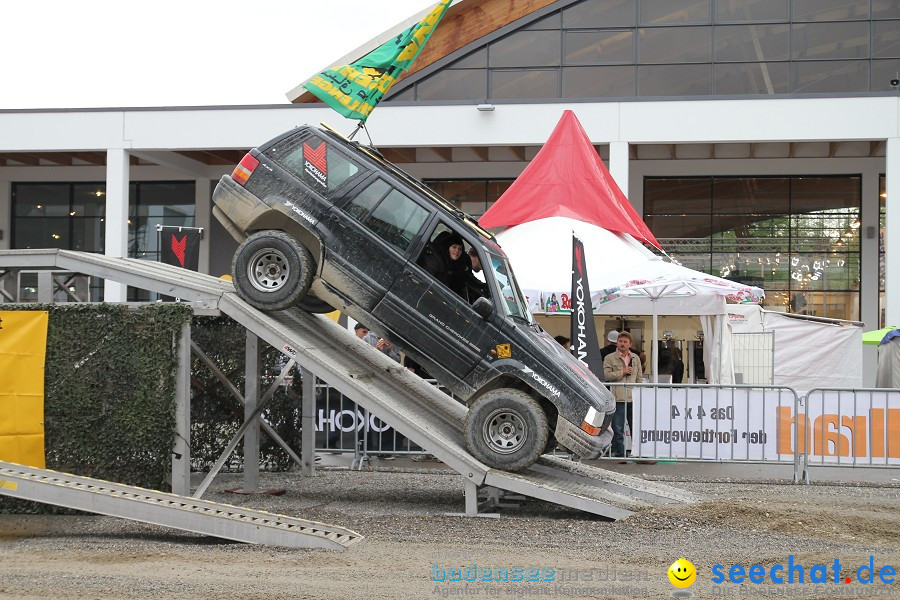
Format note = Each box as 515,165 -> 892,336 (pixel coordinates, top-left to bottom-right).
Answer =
796,291 -> 859,321
640,0 -> 711,25
791,60 -> 869,93
524,12 -> 562,30
791,22 -> 870,59
365,189 -> 429,252
873,0 -> 900,19
562,0 -> 636,28
791,176 -> 861,213
563,65 -> 636,97
645,178 -> 712,214
645,214 -> 713,238
385,85 -> 413,101
714,24 -> 789,61
638,26 -> 712,63
13,217 -> 70,249
874,20 -> 900,57
711,217 -> 792,253
792,0 -> 869,21
489,30 -> 561,67
565,30 -> 634,64
713,178 -> 790,214
452,48 -> 488,68
713,252 -> 788,288
714,62 -> 789,94
714,0 -> 788,22
72,184 -> 106,217
873,59 -> 900,90
72,218 -> 105,253
129,182 -> 195,258
486,180 -> 514,204
490,69 -> 559,99
791,213 -> 860,254
437,180 -> 487,214
416,69 -> 487,101
14,183 -> 69,217
638,63 -> 712,95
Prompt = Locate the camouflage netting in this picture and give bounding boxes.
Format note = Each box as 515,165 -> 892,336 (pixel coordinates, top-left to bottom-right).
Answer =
189,315 -> 303,473
0,304 -> 303,514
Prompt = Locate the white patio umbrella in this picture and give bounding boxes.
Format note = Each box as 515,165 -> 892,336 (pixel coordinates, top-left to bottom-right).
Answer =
593,257 -> 765,382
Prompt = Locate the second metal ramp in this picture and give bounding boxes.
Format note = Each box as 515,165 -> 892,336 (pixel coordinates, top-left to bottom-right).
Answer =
0,461 -> 363,551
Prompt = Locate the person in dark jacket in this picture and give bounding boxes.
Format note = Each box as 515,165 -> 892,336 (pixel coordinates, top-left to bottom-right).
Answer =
419,231 -> 471,299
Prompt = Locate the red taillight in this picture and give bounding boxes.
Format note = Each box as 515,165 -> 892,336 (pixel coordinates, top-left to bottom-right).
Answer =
232,153 -> 259,186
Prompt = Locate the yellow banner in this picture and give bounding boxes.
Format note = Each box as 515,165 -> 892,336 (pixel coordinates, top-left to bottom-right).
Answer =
0,311 -> 49,467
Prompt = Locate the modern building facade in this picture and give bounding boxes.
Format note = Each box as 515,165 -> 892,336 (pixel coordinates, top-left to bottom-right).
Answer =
0,0 -> 897,383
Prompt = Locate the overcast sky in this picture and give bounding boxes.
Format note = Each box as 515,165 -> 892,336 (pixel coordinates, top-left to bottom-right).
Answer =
2,0 -> 438,110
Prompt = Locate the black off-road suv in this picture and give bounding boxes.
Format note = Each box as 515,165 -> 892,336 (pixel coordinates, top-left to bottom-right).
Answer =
212,124 -> 614,472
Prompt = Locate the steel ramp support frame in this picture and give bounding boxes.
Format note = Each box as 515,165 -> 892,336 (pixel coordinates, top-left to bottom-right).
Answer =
172,322 -> 191,496
190,340 -> 302,467
192,349 -> 298,499
301,368 -> 315,477
454,480 -> 502,518
244,331 -> 261,493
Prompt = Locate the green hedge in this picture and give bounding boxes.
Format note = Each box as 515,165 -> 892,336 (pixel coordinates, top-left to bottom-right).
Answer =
1,304 -> 303,513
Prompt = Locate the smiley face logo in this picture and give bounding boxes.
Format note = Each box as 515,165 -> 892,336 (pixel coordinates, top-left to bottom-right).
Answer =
668,558 -> 697,588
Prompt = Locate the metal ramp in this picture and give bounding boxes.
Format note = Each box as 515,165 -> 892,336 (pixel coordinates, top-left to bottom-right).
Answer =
0,249 -> 696,520
0,461 -> 362,551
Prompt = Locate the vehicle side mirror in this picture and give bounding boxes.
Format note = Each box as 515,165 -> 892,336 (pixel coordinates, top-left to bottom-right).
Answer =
472,296 -> 494,320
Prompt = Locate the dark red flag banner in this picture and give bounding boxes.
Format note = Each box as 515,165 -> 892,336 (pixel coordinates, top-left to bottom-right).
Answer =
158,226 -> 203,271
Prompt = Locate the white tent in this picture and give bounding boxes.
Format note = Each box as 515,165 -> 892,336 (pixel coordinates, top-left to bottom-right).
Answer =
482,110 -> 764,384
497,216 -> 762,384
727,304 -> 863,393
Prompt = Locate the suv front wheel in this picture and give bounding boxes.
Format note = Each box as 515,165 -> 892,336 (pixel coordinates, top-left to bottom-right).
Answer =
465,388 -> 549,472
232,230 -> 314,311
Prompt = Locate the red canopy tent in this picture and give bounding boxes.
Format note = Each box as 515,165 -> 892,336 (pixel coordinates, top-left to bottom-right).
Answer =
479,110 -> 661,250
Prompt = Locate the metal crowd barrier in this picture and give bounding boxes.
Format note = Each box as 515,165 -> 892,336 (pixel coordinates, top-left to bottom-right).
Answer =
313,377 -> 898,484
800,388 -> 900,477
604,382 -> 804,481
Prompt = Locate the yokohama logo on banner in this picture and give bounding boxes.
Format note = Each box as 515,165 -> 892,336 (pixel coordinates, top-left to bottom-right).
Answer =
158,226 -> 203,271
570,234 -> 604,378
304,142 -> 328,188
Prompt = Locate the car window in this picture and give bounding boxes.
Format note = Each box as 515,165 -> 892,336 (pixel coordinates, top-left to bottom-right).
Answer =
347,179 -> 391,220
346,180 -> 429,252
365,189 -> 429,252
416,223 -> 491,304
269,135 -> 361,195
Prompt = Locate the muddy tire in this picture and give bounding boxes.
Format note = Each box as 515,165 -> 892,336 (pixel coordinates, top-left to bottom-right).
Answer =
465,388 -> 549,472
232,230 -> 314,311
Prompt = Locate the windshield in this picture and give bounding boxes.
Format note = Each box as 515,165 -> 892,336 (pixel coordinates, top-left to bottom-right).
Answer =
487,254 -> 533,324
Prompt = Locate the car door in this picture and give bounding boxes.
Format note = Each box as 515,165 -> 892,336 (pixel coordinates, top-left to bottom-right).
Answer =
373,220 -> 500,382
320,177 -> 430,312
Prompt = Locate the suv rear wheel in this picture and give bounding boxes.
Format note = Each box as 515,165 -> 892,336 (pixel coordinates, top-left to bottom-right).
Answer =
465,388 -> 548,472
232,230 -> 314,311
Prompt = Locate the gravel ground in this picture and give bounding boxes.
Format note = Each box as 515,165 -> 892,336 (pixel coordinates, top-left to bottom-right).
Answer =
2,465 -> 900,599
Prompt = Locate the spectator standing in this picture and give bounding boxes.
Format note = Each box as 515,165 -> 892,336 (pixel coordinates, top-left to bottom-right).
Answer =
671,348 -> 685,384
602,331 -> 643,459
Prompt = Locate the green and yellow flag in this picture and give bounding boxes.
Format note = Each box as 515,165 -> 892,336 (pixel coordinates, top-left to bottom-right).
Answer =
304,0 -> 451,122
